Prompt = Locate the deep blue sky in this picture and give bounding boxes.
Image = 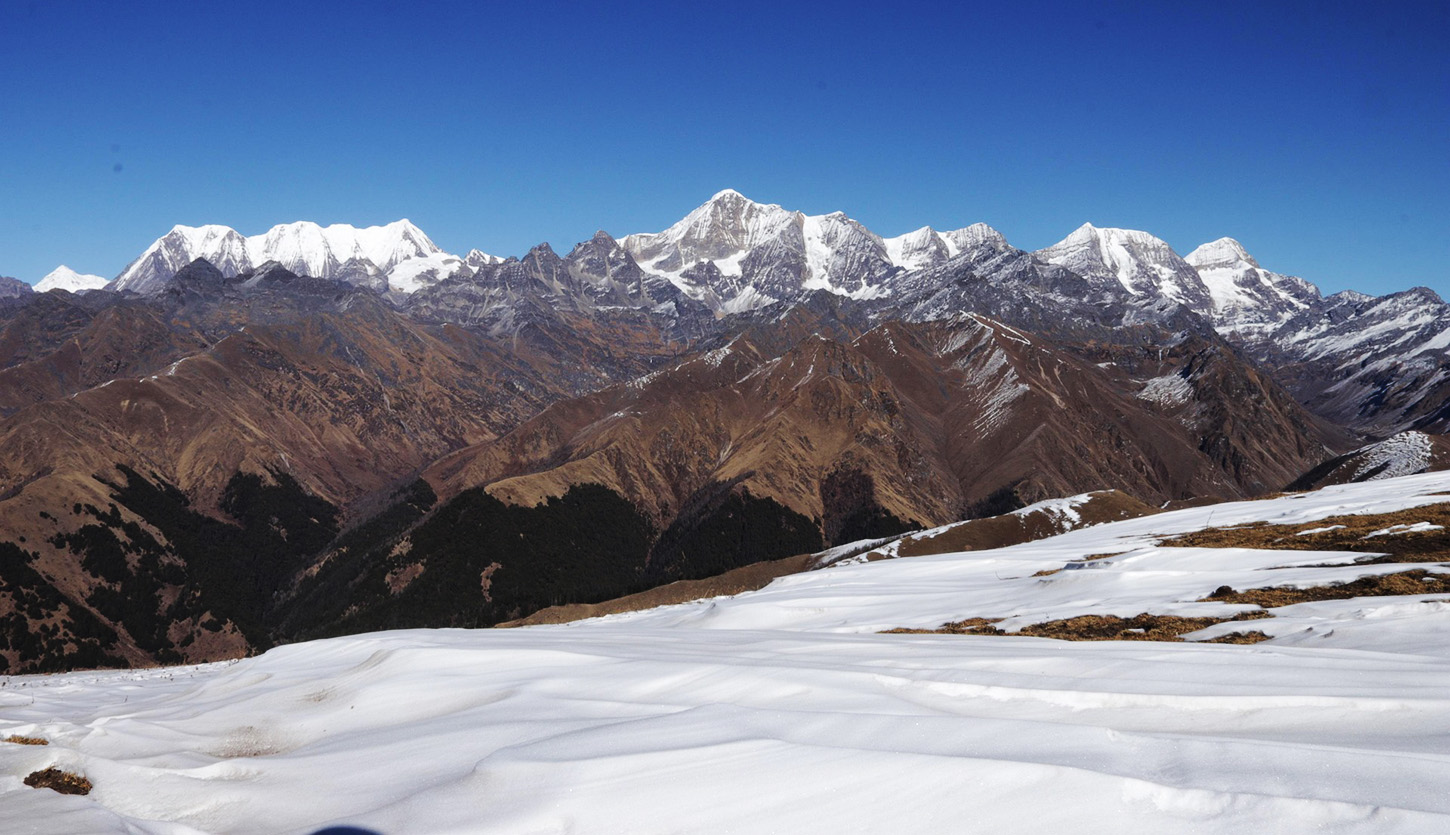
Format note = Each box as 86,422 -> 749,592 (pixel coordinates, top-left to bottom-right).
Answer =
1,0 -> 1445,295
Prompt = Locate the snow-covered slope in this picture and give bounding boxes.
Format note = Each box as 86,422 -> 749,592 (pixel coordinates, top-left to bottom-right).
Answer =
623,190 -> 1007,313
464,249 -> 504,269
1291,430 -> 1450,490
9,471 -> 1450,832
34,266 -> 108,294
620,191 -> 1026,315
1036,223 -> 1213,310
1264,287 -> 1450,432
111,220 -> 458,295
881,223 -> 1009,272
1183,237 -> 1320,334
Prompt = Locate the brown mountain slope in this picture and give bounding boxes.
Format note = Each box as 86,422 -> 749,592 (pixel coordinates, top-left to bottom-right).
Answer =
0,293 -> 651,672
0,296 -> 213,416
425,313 -> 1340,546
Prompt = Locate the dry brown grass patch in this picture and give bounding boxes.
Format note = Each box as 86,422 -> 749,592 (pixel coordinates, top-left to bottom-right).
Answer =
4,735 -> 49,745
500,553 -> 817,627
1202,631 -> 1272,644
885,611 -> 1270,642
896,492 -> 1155,558
1202,569 -> 1450,607
24,768 -> 91,795
883,617 -> 1003,635
1168,503 -> 1450,564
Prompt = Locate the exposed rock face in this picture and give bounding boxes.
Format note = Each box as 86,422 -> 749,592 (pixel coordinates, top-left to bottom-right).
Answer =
0,276 -> 34,299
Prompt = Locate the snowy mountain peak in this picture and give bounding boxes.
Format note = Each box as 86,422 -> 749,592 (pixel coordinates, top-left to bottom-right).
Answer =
465,249 -> 504,268
1186,237 -> 1258,270
1037,224 -> 1208,307
883,226 -> 949,271
941,223 -> 1008,256
1182,238 -> 1320,334
35,264 -> 109,293
621,190 -> 799,276
114,219 -> 453,295
620,190 -> 907,311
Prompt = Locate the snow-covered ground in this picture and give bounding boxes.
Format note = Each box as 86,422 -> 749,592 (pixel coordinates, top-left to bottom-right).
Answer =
8,473 -> 1450,833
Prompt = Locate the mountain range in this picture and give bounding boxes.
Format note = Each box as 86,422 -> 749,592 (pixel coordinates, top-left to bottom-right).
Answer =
1,190 -> 1446,673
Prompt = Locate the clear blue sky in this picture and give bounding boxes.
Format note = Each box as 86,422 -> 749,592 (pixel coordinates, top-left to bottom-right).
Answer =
1,0 -> 1445,296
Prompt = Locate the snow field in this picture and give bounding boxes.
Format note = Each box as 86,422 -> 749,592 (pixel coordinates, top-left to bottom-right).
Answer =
7,472 -> 1450,832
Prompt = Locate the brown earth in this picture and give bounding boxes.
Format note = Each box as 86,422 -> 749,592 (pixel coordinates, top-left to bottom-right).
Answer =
895,491 -> 1155,558
885,610 -> 1272,643
4,735 -> 48,745
432,314 -> 1337,544
0,284 -> 704,672
1203,570 -> 1450,607
500,553 -> 817,627
1168,503 -> 1450,564
24,768 -> 91,795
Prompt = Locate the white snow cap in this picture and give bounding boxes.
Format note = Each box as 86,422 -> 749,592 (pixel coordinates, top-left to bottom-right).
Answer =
1186,237 -> 1258,269
112,218 -> 454,294
35,265 -> 108,293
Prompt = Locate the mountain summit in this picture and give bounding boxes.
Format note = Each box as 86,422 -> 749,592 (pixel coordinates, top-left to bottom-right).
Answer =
35,265 -> 109,293
1036,223 -> 1212,309
112,219 -> 457,295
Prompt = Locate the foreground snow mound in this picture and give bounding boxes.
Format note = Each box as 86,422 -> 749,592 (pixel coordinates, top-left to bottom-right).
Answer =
8,472 -> 1450,833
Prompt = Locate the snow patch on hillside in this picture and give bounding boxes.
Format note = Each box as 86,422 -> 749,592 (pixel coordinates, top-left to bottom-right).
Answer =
1137,373 -> 1194,406
1352,431 -> 1434,481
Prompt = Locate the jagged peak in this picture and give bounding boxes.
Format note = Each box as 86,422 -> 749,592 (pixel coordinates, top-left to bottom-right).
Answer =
465,248 -> 503,266
942,222 -> 1007,250
1392,286 -> 1445,305
161,224 -> 245,254
1325,289 -> 1373,304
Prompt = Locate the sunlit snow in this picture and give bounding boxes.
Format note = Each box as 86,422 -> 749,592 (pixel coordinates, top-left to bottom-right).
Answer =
8,476 -> 1450,832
